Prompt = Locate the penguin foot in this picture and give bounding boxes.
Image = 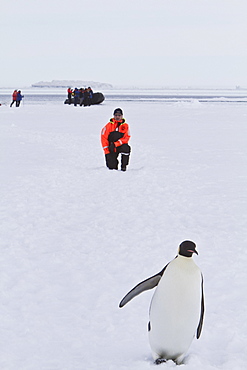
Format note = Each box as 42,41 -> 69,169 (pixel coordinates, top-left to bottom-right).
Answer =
155,358 -> 167,365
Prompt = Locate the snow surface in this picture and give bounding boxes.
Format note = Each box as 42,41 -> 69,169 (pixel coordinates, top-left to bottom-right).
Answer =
0,96 -> 247,369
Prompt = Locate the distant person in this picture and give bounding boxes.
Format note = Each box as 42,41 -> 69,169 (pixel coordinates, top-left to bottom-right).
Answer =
73,88 -> 79,106
16,90 -> 24,107
79,88 -> 85,106
67,87 -> 73,104
101,108 -> 131,171
83,88 -> 90,106
10,90 -> 18,107
88,87 -> 93,105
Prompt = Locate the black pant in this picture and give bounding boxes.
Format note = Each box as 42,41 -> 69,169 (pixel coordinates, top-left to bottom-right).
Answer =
105,144 -> 131,170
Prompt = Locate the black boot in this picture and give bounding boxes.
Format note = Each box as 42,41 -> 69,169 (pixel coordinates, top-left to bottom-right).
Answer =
118,144 -> 130,171
105,153 -> 118,170
121,153 -> 129,171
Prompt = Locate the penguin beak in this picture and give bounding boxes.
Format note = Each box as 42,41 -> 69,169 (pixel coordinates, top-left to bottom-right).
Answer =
188,249 -> 198,255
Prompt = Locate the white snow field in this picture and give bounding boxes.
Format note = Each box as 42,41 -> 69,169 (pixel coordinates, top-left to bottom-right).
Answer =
0,94 -> 247,369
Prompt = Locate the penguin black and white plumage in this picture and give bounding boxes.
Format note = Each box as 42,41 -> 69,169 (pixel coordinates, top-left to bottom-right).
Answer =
119,241 -> 205,364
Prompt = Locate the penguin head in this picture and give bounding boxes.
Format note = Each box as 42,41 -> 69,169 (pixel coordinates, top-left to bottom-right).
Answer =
178,240 -> 198,258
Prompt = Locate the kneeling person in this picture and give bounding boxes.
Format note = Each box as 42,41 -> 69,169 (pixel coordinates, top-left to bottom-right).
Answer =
101,108 -> 131,171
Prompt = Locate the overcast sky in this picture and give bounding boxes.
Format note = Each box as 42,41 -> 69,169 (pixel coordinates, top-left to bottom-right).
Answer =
1,0 -> 247,88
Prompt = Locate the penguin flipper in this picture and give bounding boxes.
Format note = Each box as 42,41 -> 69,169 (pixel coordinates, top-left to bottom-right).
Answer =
119,265 -> 168,308
197,274 -> 205,339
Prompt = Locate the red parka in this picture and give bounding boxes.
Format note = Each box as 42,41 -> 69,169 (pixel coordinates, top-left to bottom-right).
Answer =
101,118 -> 131,154
12,90 -> 18,100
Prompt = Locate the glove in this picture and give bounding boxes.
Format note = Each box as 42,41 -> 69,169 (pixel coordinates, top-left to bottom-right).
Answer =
109,142 -> 115,153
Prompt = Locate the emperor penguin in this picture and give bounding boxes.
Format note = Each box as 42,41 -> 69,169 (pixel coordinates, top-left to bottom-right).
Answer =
119,241 -> 204,364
